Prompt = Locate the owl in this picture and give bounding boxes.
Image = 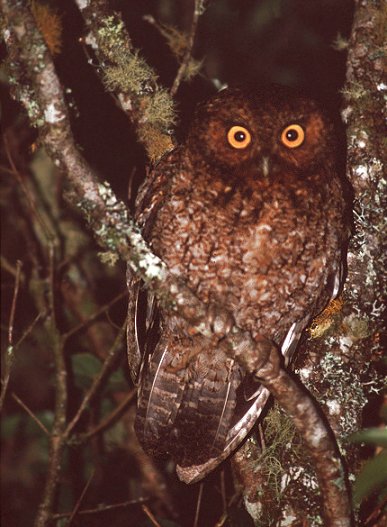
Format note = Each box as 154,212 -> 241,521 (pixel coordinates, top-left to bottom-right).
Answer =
127,85 -> 348,484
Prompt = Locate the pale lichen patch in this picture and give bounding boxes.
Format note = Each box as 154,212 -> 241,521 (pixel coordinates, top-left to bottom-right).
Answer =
77,0 -> 90,10
85,32 -> 98,50
326,399 -> 341,416
44,102 -> 63,123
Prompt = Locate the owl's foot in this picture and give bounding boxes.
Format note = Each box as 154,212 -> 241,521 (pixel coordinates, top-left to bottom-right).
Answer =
253,338 -> 281,381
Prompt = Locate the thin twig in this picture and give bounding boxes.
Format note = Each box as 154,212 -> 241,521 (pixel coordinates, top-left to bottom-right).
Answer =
0,260 -> 22,411
3,132 -> 56,242
258,422 -> 266,451
193,482 -> 204,527
0,254 -> 25,279
11,392 -> 50,435
67,469 -> 95,527
220,469 -> 227,514
50,497 -> 149,519
0,311 -> 43,411
34,242 -> 68,527
170,0 -> 203,96
14,312 -> 44,348
63,290 -> 128,341
82,388 -> 136,441
8,260 -> 22,344
141,504 -> 162,527
65,323 -> 126,437
213,491 -> 241,527
365,495 -> 387,525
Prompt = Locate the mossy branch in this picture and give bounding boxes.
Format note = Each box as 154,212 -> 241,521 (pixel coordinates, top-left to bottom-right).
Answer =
74,0 -> 176,163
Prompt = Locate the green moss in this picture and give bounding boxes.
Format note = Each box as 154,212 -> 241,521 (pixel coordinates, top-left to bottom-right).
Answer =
341,81 -> 369,101
138,124 -> 174,163
104,51 -> 156,94
97,251 -> 119,267
142,88 -> 176,128
97,15 -> 129,62
257,405 -> 301,495
331,32 -> 349,51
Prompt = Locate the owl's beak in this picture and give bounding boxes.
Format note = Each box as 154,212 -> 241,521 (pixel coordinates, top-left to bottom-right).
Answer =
261,157 -> 270,177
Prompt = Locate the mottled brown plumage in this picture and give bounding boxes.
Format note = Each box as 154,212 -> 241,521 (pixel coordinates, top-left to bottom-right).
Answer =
129,85 -> 348,483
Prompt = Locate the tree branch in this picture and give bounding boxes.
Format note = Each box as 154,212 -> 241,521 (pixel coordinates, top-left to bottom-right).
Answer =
74,0 -> 176,162
0,260 -> 22,411
170,0 -> 204,96
257,347 -> 352,526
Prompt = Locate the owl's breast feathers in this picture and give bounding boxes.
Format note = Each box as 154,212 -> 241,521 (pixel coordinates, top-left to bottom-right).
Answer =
134,142 -> 346,475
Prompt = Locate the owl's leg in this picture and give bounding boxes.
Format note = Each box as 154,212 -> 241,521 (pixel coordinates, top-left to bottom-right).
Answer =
135,332 -> 244,469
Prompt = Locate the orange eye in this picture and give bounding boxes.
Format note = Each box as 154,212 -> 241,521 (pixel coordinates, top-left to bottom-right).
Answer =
227,126 -> 252,149
281,124 -> 305,148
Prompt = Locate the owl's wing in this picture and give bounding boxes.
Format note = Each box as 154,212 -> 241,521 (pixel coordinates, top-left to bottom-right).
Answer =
135,335 -> 245,469
176,384 -> 271,483
127,150 -> 180,384
126,268 -> 142,384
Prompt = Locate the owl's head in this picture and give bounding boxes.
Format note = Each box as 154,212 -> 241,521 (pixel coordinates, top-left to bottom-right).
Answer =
186,85 -> 338,181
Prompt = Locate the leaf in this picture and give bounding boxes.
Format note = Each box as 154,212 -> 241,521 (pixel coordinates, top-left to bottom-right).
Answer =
349,427 -> 387,448
1,414 -> 22,439
71,353 -> 102,389
353,450 -> 387,504
107,368 -> 127,391
71,353 -> 128,393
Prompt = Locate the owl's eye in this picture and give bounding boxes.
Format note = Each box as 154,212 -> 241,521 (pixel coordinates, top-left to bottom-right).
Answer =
227,126 -> 252,149
281,124 -> 305,148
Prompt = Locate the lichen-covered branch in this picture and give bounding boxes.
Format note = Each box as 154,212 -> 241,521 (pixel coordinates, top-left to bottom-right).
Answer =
74,0 -> 176,162
234,344 -> 353,526
342,1 -> 386,318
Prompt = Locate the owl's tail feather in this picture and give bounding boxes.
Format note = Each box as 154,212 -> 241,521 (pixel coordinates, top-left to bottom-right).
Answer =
135,336 -> 242,468
135,338 -> 185,453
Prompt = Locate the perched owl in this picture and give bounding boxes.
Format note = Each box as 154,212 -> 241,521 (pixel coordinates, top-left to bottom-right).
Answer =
128,85 -> 348,484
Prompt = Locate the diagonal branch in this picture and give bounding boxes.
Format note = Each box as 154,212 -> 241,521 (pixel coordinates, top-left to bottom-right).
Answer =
74,0 -> 176,162
0,260 -> 22,411
256,348 -> 353,526
170,0 -> 205,96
